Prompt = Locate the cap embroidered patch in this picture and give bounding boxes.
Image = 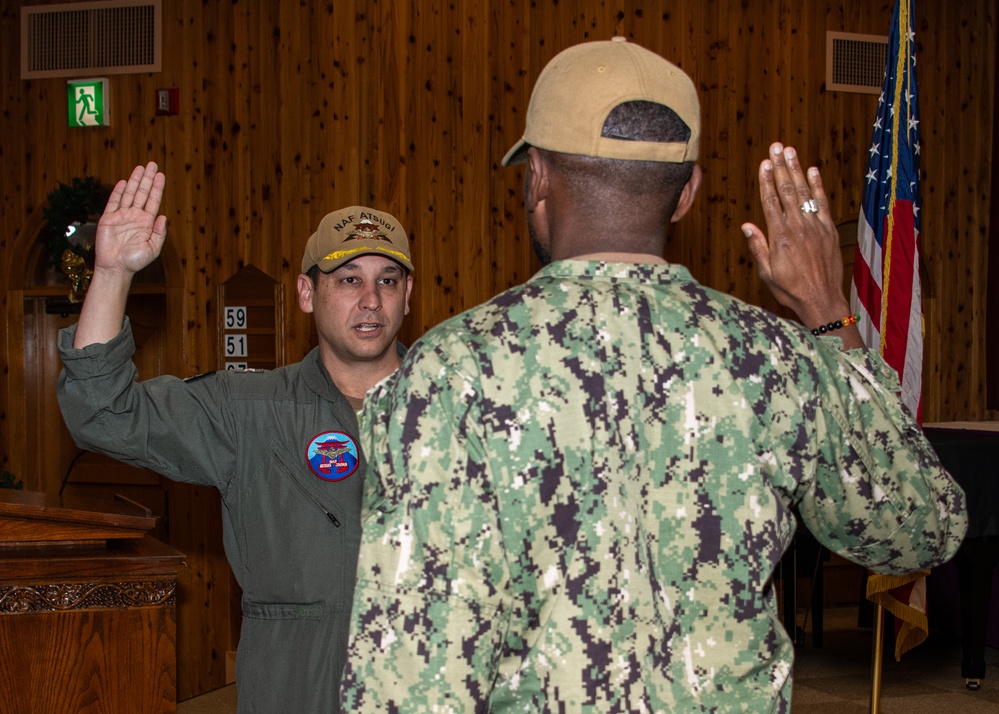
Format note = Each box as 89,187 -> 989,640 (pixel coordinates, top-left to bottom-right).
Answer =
306,431 -> 360,482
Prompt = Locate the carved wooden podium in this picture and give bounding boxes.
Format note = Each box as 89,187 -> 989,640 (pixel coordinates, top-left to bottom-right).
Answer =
0,490 -> 185,713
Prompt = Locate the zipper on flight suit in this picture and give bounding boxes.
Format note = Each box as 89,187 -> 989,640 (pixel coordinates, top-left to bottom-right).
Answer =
287,469 -> 341,527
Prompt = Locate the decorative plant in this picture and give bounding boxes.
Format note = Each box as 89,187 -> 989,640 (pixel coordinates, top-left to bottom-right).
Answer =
38,176 -> 111,273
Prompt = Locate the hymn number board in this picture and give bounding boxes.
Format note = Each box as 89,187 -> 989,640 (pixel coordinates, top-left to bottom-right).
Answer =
217,265 -> 284,371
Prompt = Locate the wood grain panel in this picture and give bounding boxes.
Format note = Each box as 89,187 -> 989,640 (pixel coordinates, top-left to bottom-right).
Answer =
1,0 -> 995,700
0,606 -> 177,713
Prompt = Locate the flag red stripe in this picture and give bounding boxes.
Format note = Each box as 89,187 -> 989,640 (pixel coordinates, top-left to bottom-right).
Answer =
881,204 -> 917,381
853,248 -> 882,332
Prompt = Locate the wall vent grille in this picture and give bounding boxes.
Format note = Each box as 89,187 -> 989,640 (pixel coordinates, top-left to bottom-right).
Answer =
21,0 -> 161,79
826,31 -> 888,94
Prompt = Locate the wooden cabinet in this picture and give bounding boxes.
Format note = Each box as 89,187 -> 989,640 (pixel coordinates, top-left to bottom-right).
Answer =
0,490 -> 185,713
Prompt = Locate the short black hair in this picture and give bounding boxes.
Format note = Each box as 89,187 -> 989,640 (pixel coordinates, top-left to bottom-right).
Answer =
542,101 -> 695,224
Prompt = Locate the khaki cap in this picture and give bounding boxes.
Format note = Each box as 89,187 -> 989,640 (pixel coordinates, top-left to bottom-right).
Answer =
502,37 -> 700,166
301,206 -> 414,274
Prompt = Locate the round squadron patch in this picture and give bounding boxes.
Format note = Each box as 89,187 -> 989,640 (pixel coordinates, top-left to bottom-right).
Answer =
306,431 -> 360,482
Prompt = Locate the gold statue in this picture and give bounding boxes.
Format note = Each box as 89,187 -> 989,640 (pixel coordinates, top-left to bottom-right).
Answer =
61,248 -> 93,303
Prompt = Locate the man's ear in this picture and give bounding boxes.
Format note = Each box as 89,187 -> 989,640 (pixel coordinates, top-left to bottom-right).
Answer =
403,273 -> 413,316
670,164 -> 703,223
297,274 -> 315,314
525,147 -> 549,214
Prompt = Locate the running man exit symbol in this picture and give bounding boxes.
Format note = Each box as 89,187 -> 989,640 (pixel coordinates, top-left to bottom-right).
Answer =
67,79 -> 110,127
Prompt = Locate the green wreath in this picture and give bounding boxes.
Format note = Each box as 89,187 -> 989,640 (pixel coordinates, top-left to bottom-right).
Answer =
38,176 -> 111,273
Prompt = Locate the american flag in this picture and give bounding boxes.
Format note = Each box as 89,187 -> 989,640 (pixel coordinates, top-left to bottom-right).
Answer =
851,0 -> 923,420
851,0 -> 929,661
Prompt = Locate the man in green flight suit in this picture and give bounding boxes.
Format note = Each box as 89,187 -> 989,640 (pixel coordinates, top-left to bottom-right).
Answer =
340,38 -> 967,712
57,163 -> 413,713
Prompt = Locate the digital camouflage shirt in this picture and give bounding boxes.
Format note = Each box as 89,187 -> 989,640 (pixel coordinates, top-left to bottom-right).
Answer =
341,260 -> 966,713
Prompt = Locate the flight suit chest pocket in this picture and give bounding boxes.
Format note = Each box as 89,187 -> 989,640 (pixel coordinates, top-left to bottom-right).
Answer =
224,444 -> 357,599
273,445 -> 355,529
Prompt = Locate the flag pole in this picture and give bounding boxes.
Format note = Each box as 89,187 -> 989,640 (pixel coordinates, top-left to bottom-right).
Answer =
870,604 -> 885,713
852,0 -> 925,700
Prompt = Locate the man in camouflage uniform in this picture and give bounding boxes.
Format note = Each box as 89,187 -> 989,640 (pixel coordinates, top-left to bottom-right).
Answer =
57,164 -> 413,713
341,39 -> 966,712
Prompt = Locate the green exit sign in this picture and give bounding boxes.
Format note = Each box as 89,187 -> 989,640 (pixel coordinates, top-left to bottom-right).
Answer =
67,78 -> 110,127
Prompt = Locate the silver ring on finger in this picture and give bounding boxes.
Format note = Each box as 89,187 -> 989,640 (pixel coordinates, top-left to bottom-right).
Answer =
800,199 -> 819,214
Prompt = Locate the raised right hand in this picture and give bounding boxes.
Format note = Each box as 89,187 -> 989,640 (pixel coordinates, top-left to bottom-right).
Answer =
94,162 -> 167,276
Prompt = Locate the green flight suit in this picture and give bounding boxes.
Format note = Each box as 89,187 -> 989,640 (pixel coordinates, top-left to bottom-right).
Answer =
58,319 -> 362,714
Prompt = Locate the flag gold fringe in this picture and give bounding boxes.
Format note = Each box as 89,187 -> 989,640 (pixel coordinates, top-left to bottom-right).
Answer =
866,570 -> 930,660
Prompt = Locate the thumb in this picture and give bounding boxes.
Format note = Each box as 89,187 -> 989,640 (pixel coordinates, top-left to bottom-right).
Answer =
152,215 -> 168,246
742,222 -> 771,280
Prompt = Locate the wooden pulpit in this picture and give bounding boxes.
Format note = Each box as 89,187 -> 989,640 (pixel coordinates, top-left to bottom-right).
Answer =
0,490 -> 185,713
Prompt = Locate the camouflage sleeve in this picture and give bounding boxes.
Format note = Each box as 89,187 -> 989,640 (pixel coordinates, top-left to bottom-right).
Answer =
794,341 -> 967,574
342,329 -> 510,711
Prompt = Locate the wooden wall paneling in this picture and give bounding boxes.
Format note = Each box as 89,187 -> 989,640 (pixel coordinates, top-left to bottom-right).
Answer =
951,2 -> 984,420
173,0 -> 208,378
430,0 -> 463,325
456,0 -> 484,312
486,0 -> 539,300
410,3 -> 452,332
248,0 -> 276,280
20,299 -> 42,489
0,202 -> 36,487
282,1 -> 325,360
274,0 -> 315,353
193,0 -> 224,376
368,0 -> 412,343
730,11 -> 772,311
229,0 -> 252,290
394,1 -> 433,346
367,0 -> 400,211
801,0 -> 874,323
449,0 -> 492,316
493,0 -> 532,309
484,0 -> 536,313
918,0 -> 945,421
704,0 -> 748,302
971,3 -> 997,421
327,1 -> 364,223
674,0 -> 718,291
25,301 -> 83,496
355,1 -> 379,206
4,290 -> 29,488
917,0 -> 994,421
955,2 -> 991,421
943,0 -> 970,422
926,0 -> 967,420
921,0 -> 953,420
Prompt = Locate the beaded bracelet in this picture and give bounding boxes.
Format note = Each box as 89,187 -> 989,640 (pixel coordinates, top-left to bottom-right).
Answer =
811,313 -> 859,336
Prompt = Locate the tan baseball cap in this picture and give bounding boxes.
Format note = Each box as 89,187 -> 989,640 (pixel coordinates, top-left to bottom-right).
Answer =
301,206 -> 414,274
502,37 -> 700,166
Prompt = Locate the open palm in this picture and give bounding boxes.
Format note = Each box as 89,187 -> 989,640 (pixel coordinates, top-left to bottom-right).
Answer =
94,162 -> 167,275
